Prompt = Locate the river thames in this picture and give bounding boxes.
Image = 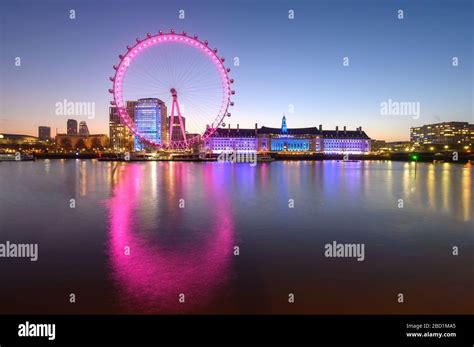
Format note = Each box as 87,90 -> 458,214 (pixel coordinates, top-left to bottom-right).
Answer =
0,160 -> 472,314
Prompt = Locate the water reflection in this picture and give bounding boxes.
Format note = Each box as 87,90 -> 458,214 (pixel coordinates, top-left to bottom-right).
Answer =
100,160 -> 472,314
107,163 -> 235,313
461,163 -> 472,222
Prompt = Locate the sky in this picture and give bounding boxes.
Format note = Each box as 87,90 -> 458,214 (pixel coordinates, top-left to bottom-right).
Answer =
0,0 -> 472,141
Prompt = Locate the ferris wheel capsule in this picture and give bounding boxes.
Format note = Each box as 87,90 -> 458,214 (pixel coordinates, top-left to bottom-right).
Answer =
109,77 -> 115,81
147,32 -> 152,38
119,55 -> 124,60
136,38 -> 141,43
108,89 -> 113,93
170,29 -> 175,34
230,79 -> 234,83
230,102 -> 234,106
113,65 -> 118,70
159,30 -> 163,35
182,31 -> 187,36
204,40 -> 208,46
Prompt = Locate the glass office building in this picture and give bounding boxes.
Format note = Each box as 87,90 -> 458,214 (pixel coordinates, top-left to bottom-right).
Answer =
134,98 -> 167,151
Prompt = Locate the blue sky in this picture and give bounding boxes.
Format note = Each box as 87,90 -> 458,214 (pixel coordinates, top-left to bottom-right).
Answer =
0,0 -> 472,141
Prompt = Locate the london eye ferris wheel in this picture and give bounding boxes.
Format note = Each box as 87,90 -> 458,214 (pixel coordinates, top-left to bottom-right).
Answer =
109,30 -> 235,149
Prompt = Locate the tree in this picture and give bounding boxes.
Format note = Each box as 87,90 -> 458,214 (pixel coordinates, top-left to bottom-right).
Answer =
61,138 -> 72,150
91,137 -> 102,150
76,138 -> 87,150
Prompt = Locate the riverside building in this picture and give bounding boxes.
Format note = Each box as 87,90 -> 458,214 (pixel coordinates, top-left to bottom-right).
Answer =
205,115 -> 371,154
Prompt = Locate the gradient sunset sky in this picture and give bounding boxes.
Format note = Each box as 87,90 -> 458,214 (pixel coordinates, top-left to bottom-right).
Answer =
0,0 -> 472,141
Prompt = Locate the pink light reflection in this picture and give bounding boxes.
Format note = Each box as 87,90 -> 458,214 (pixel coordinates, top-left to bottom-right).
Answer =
107,164 -> 235,313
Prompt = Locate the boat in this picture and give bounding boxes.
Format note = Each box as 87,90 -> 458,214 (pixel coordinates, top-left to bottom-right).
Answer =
98,152 -> 169,162
433,153 -> 445,163
21,154 -> 35,161
0,153 -> 16,161
0,153 -> 34,161
172,156 -> 201,162
257,154 -> 275,162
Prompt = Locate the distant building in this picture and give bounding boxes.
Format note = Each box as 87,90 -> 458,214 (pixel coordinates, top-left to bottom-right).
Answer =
109,101 -> 137,152
410,122 -> 472,146
384,141 -> 412,152
134,98 -> 168,151
320,126 -> 371,154
371,140 -> 394,152
205,124 -> 258,154
167,115 -> 186,143
78,121 -> 90,136
0,134 -> 40,145
258,125 -> 319,152
38,126 -> 51,142
67,119 -> 78,135
259,116 -> 371,154
205,115 -> 371,154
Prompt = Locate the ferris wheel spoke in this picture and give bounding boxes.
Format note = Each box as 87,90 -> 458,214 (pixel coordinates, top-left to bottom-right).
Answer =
183,98 -> 219,124
183,90 -> 225,106
127,50 -> 167,86
124,79 -> 167,92
183,85 -> 225,94
182,94 -> 224,109
179,62 -> 219,90
173,52 -> 198,86
182,80 -> 223,99
177,52 -> 214,88
125,66 -> 169,92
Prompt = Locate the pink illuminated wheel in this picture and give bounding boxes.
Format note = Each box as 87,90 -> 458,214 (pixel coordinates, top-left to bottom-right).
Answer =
109,31 -> 234,149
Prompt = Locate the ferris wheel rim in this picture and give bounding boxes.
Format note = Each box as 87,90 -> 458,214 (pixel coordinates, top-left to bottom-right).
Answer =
110,31 -> 233,148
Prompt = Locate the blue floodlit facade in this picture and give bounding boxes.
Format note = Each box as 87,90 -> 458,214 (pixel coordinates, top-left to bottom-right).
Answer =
268,115 -> 311,151
134,98 -> 167,151
270,138 -> 311,151
205,115 -> 371,154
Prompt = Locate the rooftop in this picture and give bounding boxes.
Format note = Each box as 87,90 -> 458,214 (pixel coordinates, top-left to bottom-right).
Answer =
259,126 -> 320,135
212,128 -> 256,137
209,126 -> 370,139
